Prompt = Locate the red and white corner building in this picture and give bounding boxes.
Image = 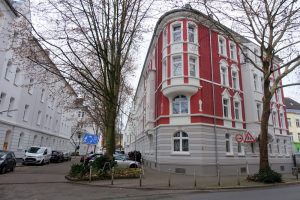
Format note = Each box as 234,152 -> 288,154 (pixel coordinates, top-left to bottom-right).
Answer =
124,7 -> 292,176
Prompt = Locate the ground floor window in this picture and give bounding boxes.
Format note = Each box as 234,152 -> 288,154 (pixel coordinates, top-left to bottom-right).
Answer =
173,131 -> 189,152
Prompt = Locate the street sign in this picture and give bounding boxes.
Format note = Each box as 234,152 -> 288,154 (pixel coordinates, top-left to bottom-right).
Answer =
235,134 -> 244,143
82,133 -> 100,145
244,131 -> 256,143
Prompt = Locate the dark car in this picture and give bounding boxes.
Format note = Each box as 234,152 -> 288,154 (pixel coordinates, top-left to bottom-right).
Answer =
50,151 -> 64,163
0,150 -> 17,174
63,152 -> 71,161
80,153 -> 103,165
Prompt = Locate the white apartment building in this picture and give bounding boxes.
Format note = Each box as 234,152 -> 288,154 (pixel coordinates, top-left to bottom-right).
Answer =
0,0 -> 77,158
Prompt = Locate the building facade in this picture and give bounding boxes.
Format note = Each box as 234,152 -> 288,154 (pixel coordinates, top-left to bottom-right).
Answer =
124,7 -> 292,176
0,0 -> 77,158
285,98 -> 300,153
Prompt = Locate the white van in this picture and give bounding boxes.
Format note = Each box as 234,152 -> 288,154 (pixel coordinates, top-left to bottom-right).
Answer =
23,146 -> 52,165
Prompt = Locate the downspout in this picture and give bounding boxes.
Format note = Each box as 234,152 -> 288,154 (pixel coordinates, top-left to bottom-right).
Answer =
209,28 -> 219,174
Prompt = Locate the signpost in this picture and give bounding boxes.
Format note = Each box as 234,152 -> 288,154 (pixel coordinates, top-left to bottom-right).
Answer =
82,133 -> 100,145
235,134 -> 244,143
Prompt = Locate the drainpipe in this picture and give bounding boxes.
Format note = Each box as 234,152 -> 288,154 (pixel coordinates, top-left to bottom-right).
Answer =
209,28 -> 219,175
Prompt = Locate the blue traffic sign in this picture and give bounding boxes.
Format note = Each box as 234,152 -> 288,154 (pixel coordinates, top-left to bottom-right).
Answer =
82,133 -> 100,145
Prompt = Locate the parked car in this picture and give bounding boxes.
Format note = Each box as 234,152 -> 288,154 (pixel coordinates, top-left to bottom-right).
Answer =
0,150 -> 17,174
50,151 -> 64,163
63,152 -> 71,161
23,146 -> 52,165
80,153 -> 103,164
114,154 -> 140,168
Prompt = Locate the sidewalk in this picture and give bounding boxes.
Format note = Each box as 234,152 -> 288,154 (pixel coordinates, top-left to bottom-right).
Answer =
70,166 -> 300,190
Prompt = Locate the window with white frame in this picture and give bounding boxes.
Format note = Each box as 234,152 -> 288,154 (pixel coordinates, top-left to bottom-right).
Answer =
229,42 -> 237,60
283,140 -> 287,154
0,92 -> 6,111
276,139 -> 280,154
17,132 -> 24,149
13,68 -> 21,85
269,143 -> 273,154
188,23 -> 196,43
287,118 -> 291,127
172,23 -> 181,42
234,101 -> 241,120
41,89 -> 45,103
7,97 -> 15,117
253,73 -> 258,90
225,133 -> 233,154
173,131 -> 189,152
296,119 -> 300,127
37,110 -> 42,125
231,65 -> 239,90
45,114 -> 48,129
272,110 -> 278,127
189,56 -> 196,77
162,59 -> 167,81
220,61 -> 228,86
23,104 -> 29,121
279,112 -> 284,128
256,103 -> 261,121
260,76 -> 264,92
172,55 -> 182,76
237,142 -> 244,155
28,78 -> 34,94
251,143 -> 255,153
5,60 -> 12,80
163,28 -> 167,47
277,90 -> 282,102
172,95 -> 188,114
222,98 -> 230,118
218,36 -> 227,56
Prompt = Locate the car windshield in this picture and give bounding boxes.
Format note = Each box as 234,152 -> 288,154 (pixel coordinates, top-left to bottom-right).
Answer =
28,147 -> 43,154
0,151 -> 7,159
114,154 -> 126,160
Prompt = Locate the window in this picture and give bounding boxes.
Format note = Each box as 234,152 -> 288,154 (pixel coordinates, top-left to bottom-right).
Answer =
237,142 -> 244,155
298,133 -> 300,141
283,140 -> 287,154
172,24 -> 181,42
33,135 -> 37,145
7,97 -> 15,117
251,143 -> 255,153
277,90 -> 282,102
253,74 -> 258,90
23,104 -> 29,121
0,92 -> 6,111
37,110 -> 42,125
218,36 -> 227,56
225,133 -> 233,154
17,133 -> 24,149
41,89 -> 45,102
276,139 -> 280,154
173,131 -> 189,152
163,28 -> 167,47
220,62 -> 228,86
256,103 -> 261,121
229,42 -> 236,60
162,59 -> 167,81
28,78 -> 34,94
279,113 -> 284,128
49,116 -> 52,129
188,24 -> 195,43
260,77 -> 264,92
45,114 -> 48,128
223,98 -> 230,118
13,68 -> 21,85
269,143 -> 272,154
189,56 -> 196,77
272,111 -> 278,127
78,111 -> 81,117
234,101 -> 240,120
172,56 -> 182,76
172,95 -> 188,114
5,60 -> 12,80
254,49 -> 259,63
296,119 -> 300,127
287,118 -> 291,127
231,66 -> 239,90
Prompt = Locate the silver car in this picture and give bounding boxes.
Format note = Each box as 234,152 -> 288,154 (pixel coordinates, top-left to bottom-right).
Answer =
114,154 -> 140,168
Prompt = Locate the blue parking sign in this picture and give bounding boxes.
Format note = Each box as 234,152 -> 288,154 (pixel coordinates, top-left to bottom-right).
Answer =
82,133 -> 99,145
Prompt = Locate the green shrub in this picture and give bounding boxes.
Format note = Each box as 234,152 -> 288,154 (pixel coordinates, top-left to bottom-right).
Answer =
250,168 -> 282,183
69,163 -> 88,178
91,155 -> 116,173
113,168 -> 141,179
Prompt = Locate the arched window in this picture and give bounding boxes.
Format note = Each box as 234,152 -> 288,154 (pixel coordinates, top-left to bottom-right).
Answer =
41,89 -> 45,102
28,78 -> 34,94
173,131 -> 189,152
14,68 -> 21,85
172,95 -> 188,114
218,35 -> 227,56
40,136 -> 44,146
18,132 -> 24,149
188,23 -> 196,43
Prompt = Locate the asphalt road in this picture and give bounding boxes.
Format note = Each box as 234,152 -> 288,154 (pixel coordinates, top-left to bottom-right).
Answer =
0,159 -> 300,200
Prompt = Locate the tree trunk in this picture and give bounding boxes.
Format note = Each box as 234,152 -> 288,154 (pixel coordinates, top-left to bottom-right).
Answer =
259,80 -> 272,171
104,104 -> 117,159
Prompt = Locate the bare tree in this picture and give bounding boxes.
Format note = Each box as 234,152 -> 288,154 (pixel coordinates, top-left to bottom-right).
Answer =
187,0 -> 300,173
14,0 -> 153,158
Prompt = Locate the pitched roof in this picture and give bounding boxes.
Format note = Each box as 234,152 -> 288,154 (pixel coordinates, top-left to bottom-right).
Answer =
284,97 -> 300,110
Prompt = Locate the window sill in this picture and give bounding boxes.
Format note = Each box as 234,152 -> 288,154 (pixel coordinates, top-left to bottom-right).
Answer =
238,153 -> 245,157
219,53 -> 228,59
171,152 -> 190,156
226,153 -> 234,157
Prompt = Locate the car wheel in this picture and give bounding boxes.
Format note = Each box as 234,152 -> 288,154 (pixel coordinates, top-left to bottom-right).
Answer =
0,166 -> 6,174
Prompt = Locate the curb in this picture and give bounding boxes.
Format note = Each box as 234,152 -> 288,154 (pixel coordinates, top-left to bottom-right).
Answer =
64,176 -> 300,191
